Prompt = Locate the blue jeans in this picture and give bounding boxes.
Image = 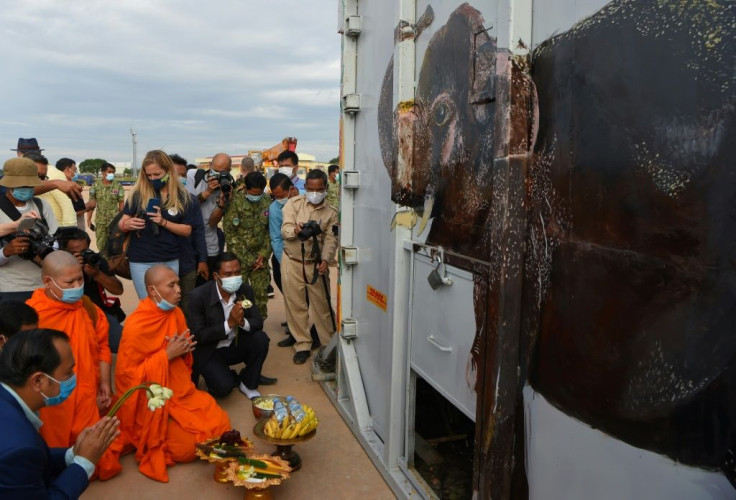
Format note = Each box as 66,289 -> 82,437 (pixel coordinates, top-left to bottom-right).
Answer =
129,260 -> 179,299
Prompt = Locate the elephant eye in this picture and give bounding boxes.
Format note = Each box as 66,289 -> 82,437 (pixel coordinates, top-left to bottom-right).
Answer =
433,102 -> 451,127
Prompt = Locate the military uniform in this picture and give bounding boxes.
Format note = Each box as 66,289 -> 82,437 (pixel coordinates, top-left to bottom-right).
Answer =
281,195 -> 339,353
326,178 -> 340,210
222,193 -> 272,318
90,179 -> 124,253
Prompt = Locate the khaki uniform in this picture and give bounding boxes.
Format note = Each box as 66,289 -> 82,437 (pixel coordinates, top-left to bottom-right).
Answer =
90,180 -> 124,253
281,196 -> 339,352
222,193 -> 272,318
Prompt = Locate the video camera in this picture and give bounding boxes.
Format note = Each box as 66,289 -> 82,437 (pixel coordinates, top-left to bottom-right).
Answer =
206,170 -> 235,199
3,220 -> 57,261
297,220 -> 322,241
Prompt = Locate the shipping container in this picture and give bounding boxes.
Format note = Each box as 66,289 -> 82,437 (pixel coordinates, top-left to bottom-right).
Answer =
317,0 -> 735,498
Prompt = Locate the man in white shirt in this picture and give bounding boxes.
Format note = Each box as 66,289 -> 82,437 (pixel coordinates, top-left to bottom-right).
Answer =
187,252 -> 277,399
186,153 -> 232,275
0,158 -> 59,302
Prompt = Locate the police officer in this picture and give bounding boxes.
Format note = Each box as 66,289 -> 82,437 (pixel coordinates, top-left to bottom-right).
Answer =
281,169 -> 338,364
213,171 -> 272,319
87,163 -> 124,254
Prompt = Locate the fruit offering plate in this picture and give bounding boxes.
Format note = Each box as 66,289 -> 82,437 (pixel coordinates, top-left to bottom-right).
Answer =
226,454 -> 292,489
253,419 -> 317,446
195,435 -> 255,463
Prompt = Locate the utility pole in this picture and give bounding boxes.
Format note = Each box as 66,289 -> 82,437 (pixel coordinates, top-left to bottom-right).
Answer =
130,128 -> 138,178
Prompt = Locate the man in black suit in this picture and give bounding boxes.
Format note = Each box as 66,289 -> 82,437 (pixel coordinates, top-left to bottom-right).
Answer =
187,252 -> 277,399
0,328 -> 120,498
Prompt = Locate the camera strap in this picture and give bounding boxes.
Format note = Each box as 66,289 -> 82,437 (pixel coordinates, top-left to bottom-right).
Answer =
0,195 -> 47,225
301,241 -> 320,285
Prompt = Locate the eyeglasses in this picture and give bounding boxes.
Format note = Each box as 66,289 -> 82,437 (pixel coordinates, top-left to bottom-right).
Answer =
38,175 -> 48,181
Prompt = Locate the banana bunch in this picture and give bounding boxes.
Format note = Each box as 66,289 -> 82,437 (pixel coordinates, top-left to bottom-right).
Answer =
263,398 -> 319,439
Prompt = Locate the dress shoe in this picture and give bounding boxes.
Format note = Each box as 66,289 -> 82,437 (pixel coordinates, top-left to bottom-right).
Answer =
278,335 -> 296,347
293,350 -> 310,365
259,375 -> 278,385
280,321 -> 288,327
311,339 -> 322,351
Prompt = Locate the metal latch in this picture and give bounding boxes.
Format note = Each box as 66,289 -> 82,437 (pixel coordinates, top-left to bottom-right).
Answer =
341,246 -> 359,265
342,93 -> 361,114
341,170 -> 360,189
341,318 -> 358,340
345,16 -> 362,37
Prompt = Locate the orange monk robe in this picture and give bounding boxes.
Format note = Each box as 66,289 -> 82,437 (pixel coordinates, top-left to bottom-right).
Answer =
27,289 -> 122,480
115,298 -> 231,482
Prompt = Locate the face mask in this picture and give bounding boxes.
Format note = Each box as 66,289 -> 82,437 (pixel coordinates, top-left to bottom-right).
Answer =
71,174 -> 80,182
279,167 -> 294,177
180,177 -> 187,186
105,173 -> 115,181
153,287 -> 177,311
246,193 -> 263,203
49,278 -> 84,304
150,173 -> 170,191
217,274 -> 243,294
307,191 -> 326,205
276,198 -> 288,206
42,373 -> 76,406
12,187 -> 34,202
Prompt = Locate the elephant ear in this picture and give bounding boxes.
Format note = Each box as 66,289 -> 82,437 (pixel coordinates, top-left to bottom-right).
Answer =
378,56 -> 396,176
469,29 -> 496,125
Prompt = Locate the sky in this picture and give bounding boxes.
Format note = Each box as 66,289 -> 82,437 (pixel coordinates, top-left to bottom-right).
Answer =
0,0 -> 341,165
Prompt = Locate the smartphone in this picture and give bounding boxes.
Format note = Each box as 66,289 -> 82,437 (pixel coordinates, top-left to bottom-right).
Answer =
146,197 -> 160,213
17,217 -> 37,232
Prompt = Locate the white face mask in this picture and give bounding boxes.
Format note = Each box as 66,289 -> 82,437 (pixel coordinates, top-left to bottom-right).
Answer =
105,173 -> 115,181
306,191 -> 326,205
279,167 -> 294,177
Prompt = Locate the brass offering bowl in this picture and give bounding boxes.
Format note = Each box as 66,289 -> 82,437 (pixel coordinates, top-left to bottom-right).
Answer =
195,437 -> 254,483
251,394 -> 284,421
225,454 -> 291,500
252,419 -> 316,472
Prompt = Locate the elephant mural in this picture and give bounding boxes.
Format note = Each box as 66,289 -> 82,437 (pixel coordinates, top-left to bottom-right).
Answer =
378,0 -> 736,489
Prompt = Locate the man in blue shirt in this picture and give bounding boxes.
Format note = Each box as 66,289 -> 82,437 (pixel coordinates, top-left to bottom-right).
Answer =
276,151 -> 305,194
268,173 -> 320,348
0,328 -> 120,498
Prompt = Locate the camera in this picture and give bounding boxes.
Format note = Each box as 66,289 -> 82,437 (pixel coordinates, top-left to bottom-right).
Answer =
297,220 -> 322,241
207,170 -> 234,197
80,249 -> 101,267
3,220 -> 57,261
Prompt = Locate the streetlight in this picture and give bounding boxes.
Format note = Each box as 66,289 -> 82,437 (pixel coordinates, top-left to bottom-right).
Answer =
130,128 -> 138,178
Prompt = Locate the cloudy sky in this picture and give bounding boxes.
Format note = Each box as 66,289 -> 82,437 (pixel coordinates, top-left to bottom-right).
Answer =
0,0 -> 341,165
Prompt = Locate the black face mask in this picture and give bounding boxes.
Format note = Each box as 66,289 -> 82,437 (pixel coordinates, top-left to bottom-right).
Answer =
150,173 -> 170,191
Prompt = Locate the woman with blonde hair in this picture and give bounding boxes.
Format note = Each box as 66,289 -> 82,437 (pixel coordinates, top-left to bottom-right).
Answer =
119,150 -> 199,298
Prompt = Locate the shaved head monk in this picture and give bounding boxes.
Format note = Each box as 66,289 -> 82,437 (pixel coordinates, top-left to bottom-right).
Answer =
26,251 -> 122,479
115,264 -> 230,482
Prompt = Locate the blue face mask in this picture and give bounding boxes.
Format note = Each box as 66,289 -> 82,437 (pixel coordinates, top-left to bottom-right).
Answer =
276,198 -> 288,206
154,287 -> 177,311
71,173 -> 80,182
217,274 -> 243,294
150,173 -> 170,191
50,278 -> 84,304
42,373 -> 76,406
180,177 -> 187,186
105,173 -> 115,181
12,187 -> 34,202
246,193 -> 263,203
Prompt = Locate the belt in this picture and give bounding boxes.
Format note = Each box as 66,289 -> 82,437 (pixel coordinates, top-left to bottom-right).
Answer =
288,256 -> 315,264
